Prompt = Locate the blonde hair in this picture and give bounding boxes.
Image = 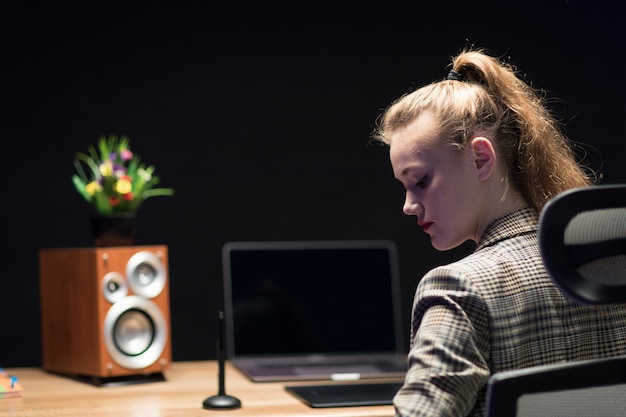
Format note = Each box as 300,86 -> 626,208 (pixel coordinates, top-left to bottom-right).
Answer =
373,48 -> 593,213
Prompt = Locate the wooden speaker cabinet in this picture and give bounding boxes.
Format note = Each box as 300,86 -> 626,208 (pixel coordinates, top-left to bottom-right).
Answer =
39,245 -> 171,384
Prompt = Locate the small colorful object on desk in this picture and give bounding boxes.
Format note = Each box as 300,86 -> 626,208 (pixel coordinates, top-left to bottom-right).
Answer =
0,368 -> 23,398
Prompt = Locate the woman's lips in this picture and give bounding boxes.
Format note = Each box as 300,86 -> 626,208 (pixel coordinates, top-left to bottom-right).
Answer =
418,221 -> 433,232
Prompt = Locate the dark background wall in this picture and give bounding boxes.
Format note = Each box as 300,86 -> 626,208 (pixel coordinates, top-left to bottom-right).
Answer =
2,2 -> 625,367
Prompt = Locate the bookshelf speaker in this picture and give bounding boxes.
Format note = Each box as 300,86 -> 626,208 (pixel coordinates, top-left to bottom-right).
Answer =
39,245 -> 171,384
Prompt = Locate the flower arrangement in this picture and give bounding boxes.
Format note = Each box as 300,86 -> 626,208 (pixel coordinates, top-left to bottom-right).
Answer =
72,134 -> 175,215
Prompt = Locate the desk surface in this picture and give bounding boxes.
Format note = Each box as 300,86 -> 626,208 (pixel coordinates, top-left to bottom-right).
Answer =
1,361 -> 398,417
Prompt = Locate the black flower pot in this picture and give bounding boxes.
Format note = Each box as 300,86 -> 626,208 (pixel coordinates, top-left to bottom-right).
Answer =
91,212 -> 137,247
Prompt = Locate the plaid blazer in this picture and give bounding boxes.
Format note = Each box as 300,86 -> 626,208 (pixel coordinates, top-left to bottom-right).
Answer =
394,208 -> 626,417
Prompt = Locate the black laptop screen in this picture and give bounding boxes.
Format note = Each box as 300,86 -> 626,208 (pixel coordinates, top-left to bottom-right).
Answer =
223,240 -> 403,358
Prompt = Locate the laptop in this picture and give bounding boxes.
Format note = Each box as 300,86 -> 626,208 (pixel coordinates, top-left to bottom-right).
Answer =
222,240 -> 408,382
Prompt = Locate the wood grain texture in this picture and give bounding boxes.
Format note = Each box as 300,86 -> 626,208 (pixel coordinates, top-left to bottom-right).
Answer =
1,361 -> 397,417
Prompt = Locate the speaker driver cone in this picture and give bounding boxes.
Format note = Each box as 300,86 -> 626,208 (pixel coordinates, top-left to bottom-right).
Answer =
101,272 -> 128,304
126,251 -> 166,298
114,308 -> 155,356
104,295 -> 167,369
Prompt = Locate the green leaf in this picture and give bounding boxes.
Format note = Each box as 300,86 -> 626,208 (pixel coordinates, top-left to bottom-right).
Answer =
142,188 -> 175,198
93,191 -> 113,214
72,175 -> 92,202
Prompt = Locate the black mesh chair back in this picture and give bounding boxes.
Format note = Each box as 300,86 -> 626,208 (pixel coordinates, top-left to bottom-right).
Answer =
538,184 -> 626,305
485,356 -> 626,417
485,184 -> 626,416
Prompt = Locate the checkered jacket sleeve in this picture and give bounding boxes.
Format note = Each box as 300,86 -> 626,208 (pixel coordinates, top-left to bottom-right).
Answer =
394,258 -> 491,416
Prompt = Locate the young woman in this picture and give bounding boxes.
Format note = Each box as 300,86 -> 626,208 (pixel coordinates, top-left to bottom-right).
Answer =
372,48 -> 626,417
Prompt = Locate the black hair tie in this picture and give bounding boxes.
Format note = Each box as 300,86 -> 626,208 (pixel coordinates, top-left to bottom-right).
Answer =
447,69 -> 466,82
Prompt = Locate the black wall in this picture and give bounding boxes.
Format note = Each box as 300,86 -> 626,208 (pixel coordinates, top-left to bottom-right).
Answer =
3,3 -> 625,367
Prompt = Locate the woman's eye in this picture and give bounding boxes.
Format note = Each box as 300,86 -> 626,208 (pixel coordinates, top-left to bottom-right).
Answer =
416,174 -> 428,188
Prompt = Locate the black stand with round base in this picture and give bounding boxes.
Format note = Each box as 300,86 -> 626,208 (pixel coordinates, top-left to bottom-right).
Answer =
202,311 -> 241,410
202,394 -> 241,410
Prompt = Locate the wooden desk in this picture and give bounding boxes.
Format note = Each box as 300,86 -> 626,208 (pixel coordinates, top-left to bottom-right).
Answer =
1,361 -> 397,417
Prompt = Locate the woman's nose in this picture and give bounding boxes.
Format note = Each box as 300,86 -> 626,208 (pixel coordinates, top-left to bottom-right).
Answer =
403,194 -> 422,216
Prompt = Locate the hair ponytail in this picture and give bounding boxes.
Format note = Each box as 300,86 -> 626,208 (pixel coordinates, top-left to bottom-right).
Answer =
452,49 -> 593,212
374,48 -> 593,213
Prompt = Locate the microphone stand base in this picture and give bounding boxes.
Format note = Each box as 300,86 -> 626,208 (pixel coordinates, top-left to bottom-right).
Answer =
202,394 -> 242,410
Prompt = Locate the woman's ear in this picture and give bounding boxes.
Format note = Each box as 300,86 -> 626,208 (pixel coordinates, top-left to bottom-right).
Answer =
470,137 -> 496,181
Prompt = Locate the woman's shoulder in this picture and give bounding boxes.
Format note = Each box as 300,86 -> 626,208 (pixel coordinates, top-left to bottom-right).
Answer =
477,208 -> 538,251
421,232 -> 544,291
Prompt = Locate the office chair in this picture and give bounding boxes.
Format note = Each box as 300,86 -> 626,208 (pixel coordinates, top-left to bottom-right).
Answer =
485,184 -> 626,417
538,183 -> 626,305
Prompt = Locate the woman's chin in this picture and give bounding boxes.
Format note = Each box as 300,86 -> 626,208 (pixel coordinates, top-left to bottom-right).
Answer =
429,235 -> 465,252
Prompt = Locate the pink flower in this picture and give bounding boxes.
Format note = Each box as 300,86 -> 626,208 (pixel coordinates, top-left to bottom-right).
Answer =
120,149 -> 133,161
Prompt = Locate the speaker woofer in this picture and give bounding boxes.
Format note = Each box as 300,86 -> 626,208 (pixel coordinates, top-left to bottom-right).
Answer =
104,295 -> 168,370
126,251 -> 166,298
114,308 -> 155,356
